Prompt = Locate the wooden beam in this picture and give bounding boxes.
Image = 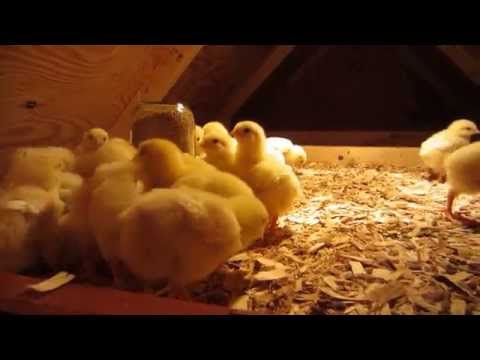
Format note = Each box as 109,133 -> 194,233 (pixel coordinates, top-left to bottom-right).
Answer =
268,130 -> 431,147
438,45 -> 480,85
398,46 -> 462,109
110,45 -> 203,139
216,46 -> 295,123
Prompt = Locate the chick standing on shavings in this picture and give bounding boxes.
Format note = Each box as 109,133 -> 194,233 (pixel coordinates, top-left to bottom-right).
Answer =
231,120 -> 303,233
419,119 -> 479,182
445,140 -> 480,227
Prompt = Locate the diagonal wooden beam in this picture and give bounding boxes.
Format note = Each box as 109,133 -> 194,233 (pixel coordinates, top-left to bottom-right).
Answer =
216,45 -> 295,124
437,45 -> 480,85
110,45 -> 203,139
398,46 -> 463,110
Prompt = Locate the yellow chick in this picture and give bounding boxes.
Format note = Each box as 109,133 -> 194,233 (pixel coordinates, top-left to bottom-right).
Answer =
203,121 -> 230,136
88,173 -> 144,286
195,125 -> 205,157
0,185 -> 64,273
285,145 -> 307,168
117,187 -> 242,296
200,131 -> 238,172
3,146 -> 76,191
172,168 -> 268,249
266,137 -> 294,155
75,128 -> 109,154
231,121 -> 303,232
419,119 -> 479,181
136,139 -> 215,188
445,141 -> 480,227
75,128 -> 137,178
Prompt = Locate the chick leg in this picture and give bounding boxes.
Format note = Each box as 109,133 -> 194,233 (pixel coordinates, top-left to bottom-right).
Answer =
265,216 -> 279,234
445,190 -> 480,227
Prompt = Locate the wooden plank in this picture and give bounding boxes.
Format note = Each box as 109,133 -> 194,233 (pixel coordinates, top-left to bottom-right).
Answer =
0,272 -> 233,315
163,45 -> 274,124
304,146 -> 422,168
438,45 -> 480,85
216,46 -> 295,123
267,130 -> 431,147
0,45 -> 201,149
399,46 -> 460,109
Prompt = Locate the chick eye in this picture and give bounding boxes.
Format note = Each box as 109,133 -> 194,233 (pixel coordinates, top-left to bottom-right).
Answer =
213,139 -> 219,144
243,128 -> 250,134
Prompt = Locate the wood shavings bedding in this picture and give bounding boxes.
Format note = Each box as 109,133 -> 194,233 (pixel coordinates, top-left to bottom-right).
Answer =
190,162 -> 480,315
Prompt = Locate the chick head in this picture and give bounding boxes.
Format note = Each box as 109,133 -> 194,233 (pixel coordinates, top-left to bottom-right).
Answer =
286,145 -> 307,167
203,121 -> 229,136
231,121 -> 266,146
447,119 -> 479,139
200,132 -> 234,153
136,139 -> 185,187
82,128 -> 109,151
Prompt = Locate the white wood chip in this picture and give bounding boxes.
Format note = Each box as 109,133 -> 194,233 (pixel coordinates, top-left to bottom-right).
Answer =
27,272 -> 75,293
322,275 -> 339,290
253,269 -> 288,281
371,268 -> 392,281
350,261 -> 366,276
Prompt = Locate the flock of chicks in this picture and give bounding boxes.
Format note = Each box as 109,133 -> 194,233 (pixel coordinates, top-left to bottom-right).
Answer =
419,118 -> 480,227
0,120 -> 305,299
2,115 -> 480,305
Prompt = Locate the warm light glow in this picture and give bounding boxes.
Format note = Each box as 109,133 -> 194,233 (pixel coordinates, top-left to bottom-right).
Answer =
177,103 -> 185,113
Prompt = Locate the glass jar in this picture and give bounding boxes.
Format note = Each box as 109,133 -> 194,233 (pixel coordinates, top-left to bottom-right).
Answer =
132,103 -> 195,155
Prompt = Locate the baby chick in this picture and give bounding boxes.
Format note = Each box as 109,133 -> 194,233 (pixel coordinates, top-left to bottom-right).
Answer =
444,141 -> 480,227
203,121 -> 230,137
135,139 -> 215,188
3,146 -> 76,191
419,119 -> 479,182
285,145 -> 307,168
0,185 -> 64,273
266,137 -> 307,167
172,168 -> 268,249
117,187 -> 242,297
200,131 -> 237,172
266,137 -> 294,155
75,128 -> 137,178
231,121 -> 303,232
88,173 -> 144,286
195,125 -> 205,157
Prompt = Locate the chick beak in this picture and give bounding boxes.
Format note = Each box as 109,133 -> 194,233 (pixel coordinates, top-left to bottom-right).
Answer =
230,128 -> 239,138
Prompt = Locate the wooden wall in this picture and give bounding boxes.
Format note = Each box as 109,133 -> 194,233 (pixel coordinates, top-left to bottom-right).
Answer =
0,45 -> 202,174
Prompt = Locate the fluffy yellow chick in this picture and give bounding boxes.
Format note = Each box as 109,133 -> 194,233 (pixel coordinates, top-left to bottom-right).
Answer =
203,121 -> 230,136
200,131 -> 238,172
419,119 -> 479,181
172,168 -> 268,249
0,185 -> 63,273
136,139 -> 215,188
75,128 -> 137,178
88,173 -> 144,286
231,121 -> 303,231
444,141 -> 480,227
195,125 -> 205,157
3,146 -> 76,191
285,145 -> 307,167
117,187 -> 242,296
266,137 -> 293,155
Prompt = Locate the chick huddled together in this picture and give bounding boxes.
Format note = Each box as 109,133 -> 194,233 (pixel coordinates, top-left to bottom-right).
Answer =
420,119 -> 480,226
0,121 -> 303,298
